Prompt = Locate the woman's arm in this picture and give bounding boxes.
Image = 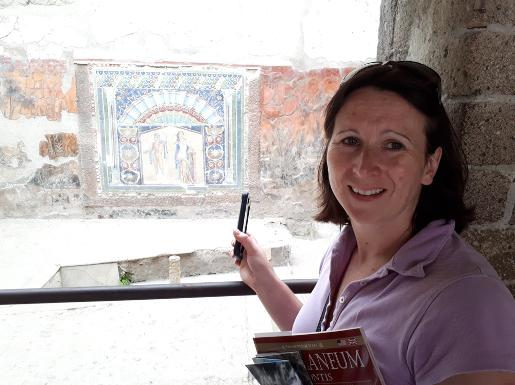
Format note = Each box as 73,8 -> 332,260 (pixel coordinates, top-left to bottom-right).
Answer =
437,371 -> 515,385
232,229 -> 303,331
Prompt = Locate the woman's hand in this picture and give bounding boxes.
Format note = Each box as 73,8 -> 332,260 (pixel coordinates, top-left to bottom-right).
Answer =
231,229 -> 276,292
230,228 -> 303,331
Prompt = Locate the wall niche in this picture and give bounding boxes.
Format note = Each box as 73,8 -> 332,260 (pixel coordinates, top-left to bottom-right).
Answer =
76,62 -> 260,207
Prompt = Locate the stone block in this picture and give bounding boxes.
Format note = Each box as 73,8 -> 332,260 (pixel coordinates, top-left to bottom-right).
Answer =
179,244 -> 291,276
464,0 -> 515,28
446,32 -> 515,97
443,102 -> 465,140
168,255 -> 181,284
422,0 -> 515,31
60,263 -> 120,287
376,0 -> 396,60
269,244 -> 291,267
487,251 -> 515,282
452,102 -> 515,165
462,227 -> 515,282
378,0 -> 515,61
180,248 -> 236,276
118,255 -> 170,283
43,269 -> 62,288
464,169 -> 510,223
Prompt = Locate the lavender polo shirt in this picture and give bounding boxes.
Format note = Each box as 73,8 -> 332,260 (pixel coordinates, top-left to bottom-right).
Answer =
292,220 -> 515,385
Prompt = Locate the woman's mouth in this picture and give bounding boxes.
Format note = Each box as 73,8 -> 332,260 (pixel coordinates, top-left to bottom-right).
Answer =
349,186 -> 386,199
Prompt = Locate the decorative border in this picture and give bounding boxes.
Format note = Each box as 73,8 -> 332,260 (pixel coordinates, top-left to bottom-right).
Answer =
91,68 -> 244,191
75,62 -> 261,207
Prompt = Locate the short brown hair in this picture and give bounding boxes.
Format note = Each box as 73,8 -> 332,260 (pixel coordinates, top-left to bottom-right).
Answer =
315,61 -> 474,234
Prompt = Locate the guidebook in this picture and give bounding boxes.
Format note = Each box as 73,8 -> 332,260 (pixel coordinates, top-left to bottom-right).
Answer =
246,328 -> 385,385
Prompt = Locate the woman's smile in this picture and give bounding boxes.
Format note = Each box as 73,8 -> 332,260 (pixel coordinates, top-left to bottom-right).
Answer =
348,186 -> 386,201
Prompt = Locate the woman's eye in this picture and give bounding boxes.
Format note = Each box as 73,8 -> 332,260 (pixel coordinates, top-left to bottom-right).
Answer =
385,141 -> 404,150
342,137 -> 360,146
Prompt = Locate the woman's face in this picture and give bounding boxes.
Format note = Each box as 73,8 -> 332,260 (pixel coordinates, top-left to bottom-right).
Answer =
327,86 -> 441,229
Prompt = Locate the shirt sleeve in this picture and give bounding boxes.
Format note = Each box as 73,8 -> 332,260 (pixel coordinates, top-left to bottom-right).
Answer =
406,275 -> 515,385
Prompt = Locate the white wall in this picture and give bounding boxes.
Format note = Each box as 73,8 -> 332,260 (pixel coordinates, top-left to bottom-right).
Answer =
0,0 -> 380,66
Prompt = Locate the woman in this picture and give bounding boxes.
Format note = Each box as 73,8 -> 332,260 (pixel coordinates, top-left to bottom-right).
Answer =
232,61 -> 515,385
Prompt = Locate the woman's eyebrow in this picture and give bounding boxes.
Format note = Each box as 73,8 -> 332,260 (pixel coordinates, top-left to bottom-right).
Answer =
383,129 -> 413,143
333,128 -> 358,135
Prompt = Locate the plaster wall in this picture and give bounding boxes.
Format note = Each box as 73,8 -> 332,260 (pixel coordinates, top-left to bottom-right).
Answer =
0,0 -> 379,66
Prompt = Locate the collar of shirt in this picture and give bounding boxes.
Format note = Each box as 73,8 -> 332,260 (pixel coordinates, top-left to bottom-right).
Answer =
329,219 -> 456,285
387,219 -> 455,277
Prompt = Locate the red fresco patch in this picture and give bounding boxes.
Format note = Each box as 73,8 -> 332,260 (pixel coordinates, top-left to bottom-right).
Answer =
282,97 -> 298,116
0,57 -> 77,121
260,66 -> 349,143
262,85 -> 275,105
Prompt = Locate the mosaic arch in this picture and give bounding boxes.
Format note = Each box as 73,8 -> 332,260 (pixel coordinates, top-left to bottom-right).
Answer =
93,68 -> 244,191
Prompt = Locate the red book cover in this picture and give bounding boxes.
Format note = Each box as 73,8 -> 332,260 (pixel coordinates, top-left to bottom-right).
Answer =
253,328 -> 385,385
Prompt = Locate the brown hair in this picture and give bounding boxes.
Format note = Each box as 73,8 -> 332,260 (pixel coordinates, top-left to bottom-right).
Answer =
315,61 -> 474,234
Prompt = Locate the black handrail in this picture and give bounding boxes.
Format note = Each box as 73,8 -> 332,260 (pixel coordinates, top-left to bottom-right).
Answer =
0,279 -> 317,305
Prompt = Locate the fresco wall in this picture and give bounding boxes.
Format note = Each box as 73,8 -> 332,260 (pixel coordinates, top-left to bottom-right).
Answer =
0,58 -> 350,223
0,0 -> 380,224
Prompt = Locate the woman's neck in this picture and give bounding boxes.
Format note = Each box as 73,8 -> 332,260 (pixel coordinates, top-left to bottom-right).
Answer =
351,220 -> 413,266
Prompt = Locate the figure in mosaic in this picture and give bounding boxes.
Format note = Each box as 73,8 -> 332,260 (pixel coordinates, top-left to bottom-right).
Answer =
174,130 -> 195,184
149,133 -> 167,176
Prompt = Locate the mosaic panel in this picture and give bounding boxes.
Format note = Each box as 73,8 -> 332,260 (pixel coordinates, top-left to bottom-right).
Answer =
93,68 -> 244,191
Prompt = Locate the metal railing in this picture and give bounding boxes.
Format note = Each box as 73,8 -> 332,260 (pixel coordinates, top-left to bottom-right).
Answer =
0,279 -> 317,305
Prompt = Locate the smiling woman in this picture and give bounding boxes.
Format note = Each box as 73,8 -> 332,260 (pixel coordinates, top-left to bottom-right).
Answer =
316,61 -> 471,235
326,87 -> 442,233
231,61 -> 515,385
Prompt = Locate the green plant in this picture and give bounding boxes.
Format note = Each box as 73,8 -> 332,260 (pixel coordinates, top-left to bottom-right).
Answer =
119,270 -> 134,286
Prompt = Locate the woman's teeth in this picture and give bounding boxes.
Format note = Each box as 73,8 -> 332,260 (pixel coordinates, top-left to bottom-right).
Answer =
351,187 -> 384,196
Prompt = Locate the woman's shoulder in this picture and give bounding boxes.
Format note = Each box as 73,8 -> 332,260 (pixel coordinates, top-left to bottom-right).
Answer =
427,229 -> 505,285
411,227 -> 514,341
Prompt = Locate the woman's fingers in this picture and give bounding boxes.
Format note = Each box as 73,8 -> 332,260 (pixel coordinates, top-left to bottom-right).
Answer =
233,229 -> 258,253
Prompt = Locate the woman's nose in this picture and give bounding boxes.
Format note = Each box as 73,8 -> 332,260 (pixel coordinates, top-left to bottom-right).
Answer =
353,147 -> 381,176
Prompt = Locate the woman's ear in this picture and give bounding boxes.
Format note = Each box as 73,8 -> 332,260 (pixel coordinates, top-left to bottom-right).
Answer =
422,147 -> 442,186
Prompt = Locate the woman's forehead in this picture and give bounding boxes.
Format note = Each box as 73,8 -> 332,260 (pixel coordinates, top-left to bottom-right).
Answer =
335,87 -> 428,130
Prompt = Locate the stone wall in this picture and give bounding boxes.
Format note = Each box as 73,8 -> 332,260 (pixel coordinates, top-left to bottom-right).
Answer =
378,0 -> 515,294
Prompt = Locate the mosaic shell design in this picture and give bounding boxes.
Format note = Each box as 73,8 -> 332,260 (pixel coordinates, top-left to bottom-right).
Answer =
93,67 -> 244,191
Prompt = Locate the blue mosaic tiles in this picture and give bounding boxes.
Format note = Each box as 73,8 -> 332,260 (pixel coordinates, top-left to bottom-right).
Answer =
93,67 -> 244,191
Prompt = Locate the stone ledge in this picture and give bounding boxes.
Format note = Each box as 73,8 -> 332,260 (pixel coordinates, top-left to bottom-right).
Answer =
46,243 -> 292,287
180,244 -> 291,277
